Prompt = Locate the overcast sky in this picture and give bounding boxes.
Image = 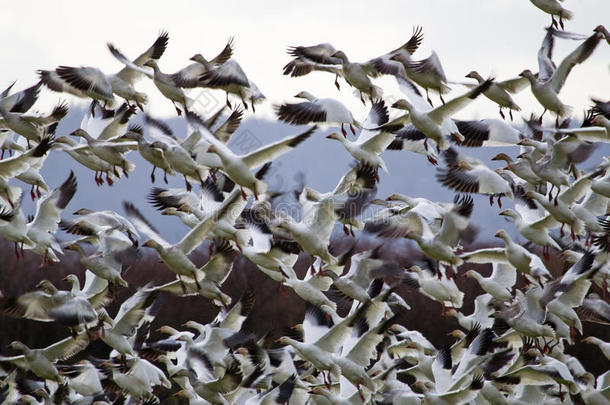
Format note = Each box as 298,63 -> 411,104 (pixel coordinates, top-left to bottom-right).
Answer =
3,0 -> 608,122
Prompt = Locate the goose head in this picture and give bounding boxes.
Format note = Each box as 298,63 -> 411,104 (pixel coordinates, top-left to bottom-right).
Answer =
518,69 -> 536,81
389,52 -> 410,64
494,229 -> 509,240
295,91 -> 316,101
142,239 -> 161,250
143,60 -> 158,69
391,99 -> 412,111
70,128 -> 90,139
161,207 -> 180,216
498,209 -> 518,220
465,71 -> 484,82
150,140 -> 168,151
189,53 -> 208,64
73,208 -> 93,215
330,50 -> 348,63
491,153 -> 513,164
8,341 -> 27,352
325,132 -> 345,141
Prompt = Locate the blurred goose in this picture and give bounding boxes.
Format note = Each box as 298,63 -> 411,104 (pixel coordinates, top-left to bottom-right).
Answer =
54,135 -> 118,186
454,118 -> 522,147
405,265 -> 464,311
145,60 -> 191,115
390,77 -> 493,151
0,101 -> 67,144
0,334 -> 89,383
123,189 -> 242,288
499,209 -> 561,258
170,38 -> 234,87
582,337 -> 610,360
25,171 -> 77,265
282,43 -> 343,89
275,91 -> 360,136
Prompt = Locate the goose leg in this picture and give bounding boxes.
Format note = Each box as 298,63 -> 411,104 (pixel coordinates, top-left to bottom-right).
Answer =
341,123 -> 347,138
334,75 -> 340,90
350,123 -> 356,135
343,224 -> 349,235
425,89 -> 433,106
423,138 -> 429,151
150,166 -> 156,183
36,185 -> 41,198
499,107 -> 505,120
509,109 -> 514,121
30,185 -> 36,201
184,176 -> 192,192
14,242 -> 20,259
163,170 -> 168,184
349,225 -> 355,237
497,195 -> 502,208
540,109 -> 547,120
560,223 -> 565,238
489,195 -> 494,206
173,102 -> 182,116
559,14 -> 565,30
106,172 -> 114,186
427,154 -> 438,165
194,273 -> 202,290
439,93 -> 446,105
225,92 -> 232,109
240,188 -> 248,200
551,16 -> 558,29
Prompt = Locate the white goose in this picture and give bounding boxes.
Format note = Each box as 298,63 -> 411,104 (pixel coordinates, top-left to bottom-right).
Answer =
275,91 -> 360,136
390,76 -> 493,151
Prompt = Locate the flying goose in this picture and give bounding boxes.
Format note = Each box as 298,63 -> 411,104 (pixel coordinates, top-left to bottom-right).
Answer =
275,91 -> 360,136
464,71 -> 527,120
436,148 -> 514,206
389,50 -> 451,106
331,50 -> 383,104
193,114 -> 315,199
390,76 -> 493,151
520,26 -> 608,123
325,100 -> 394,174
69,128 -> 135,179
0,333 -> 89,383
170,38 -> 234,88
199,59 -> 264,111
123,189 -> 242,289
0,81 -> 41,114
282,43 -> 343,89
25,171 -> 77,265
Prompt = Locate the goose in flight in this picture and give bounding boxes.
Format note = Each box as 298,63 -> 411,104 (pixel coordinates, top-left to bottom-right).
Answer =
275,91 -> 360,136
389,76 -> 493,151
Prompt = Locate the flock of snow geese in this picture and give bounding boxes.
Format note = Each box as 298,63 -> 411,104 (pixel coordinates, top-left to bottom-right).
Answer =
1,2 -> 610,404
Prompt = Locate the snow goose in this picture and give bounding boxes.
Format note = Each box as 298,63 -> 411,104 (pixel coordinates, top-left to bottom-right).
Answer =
529,0 -> 573,29
491,152 -> 545,187
107,356 -> 171,403
325,101 -> 394,174
0,273 -> 109,330
53,65 -> 116,108
96,287 -> 159,356
0,333 -> 89,384
390,50 -> 451,106
144,115 -> 206,190
65,238 -> 134,287
282,43 -> 343,89
464,71 -> 527,120
53,135 -> 117,186
460,229 -> 552,285
0,136 -> 53,206
454,118 -> 522,147
275,91 -> 360,136
464,263 -> 515,302
170,38 -> 234,88
331,50 -> 382,103
403,195 -> 473,267
445,293 -> 495,330
69,128 -> 135,179
144,59 -> 191,115
390,76 -> 493,151
104,31 -> 169,109
436,148 -> 513,206
404,265 -> 464,311
198,59 -> 260,111
499,209 -> 560,258
0,194 -> 35,256
365,26 -> 424,76
123,189 -> 242,289
194,114 -> 315,199
520,26 -> 607,123
576,293 -> 610,325
0,101 -> 67,145
25,171 -> 77,265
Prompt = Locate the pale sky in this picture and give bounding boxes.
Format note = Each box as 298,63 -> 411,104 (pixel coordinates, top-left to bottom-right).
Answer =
3,0 -> 609,122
